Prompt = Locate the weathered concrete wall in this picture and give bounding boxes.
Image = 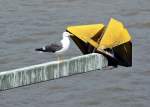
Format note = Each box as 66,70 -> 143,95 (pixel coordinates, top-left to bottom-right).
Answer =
0,53 -> 108,90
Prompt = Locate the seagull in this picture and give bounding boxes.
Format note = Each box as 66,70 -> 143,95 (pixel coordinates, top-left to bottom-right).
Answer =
35,31 -> 71,61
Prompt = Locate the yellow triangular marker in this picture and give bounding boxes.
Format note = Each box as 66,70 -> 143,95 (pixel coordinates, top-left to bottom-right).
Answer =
98,18 -> 131,49
67,24 -> 104,46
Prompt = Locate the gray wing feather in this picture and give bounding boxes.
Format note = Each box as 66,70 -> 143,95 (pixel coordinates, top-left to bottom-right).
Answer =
45,43 -> 62,52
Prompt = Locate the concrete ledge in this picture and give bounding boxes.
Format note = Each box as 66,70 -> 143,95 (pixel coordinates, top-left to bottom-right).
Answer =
0,53 -> 108,90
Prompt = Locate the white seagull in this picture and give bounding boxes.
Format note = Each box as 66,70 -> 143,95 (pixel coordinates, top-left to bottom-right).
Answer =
35,31 -> 71,61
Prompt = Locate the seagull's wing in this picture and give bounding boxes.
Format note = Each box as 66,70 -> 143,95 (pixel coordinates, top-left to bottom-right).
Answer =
45,43 -> 62,52
35,43 -> 62,53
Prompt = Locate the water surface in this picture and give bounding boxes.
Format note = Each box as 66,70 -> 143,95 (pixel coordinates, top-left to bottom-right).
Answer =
0,0 -> 150,107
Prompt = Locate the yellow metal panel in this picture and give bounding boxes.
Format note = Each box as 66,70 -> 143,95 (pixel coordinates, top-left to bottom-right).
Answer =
67,24 -> 104,43
87,38 -> 99,48
98,18 -> 131,49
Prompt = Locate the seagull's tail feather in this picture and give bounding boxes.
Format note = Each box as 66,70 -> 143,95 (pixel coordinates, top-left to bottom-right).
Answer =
35,45 -> 55,53
35,48 -> 44,52
35,47 -> 49,52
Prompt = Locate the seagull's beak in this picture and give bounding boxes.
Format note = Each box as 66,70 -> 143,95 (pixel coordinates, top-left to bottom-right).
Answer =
69,33 -> 73,36
63,31 -> 73,37
67,32 -> 74,37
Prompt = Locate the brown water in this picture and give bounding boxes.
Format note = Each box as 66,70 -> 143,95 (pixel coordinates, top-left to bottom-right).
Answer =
0,0 -> 150,107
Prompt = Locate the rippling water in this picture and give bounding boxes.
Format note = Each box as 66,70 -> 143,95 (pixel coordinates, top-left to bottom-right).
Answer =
0,0 -> 150,107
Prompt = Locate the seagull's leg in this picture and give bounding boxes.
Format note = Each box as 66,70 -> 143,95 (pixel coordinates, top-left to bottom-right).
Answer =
59,54 -> 64,62
60,55 -> 63,62
58,55 -> 61,62
57,55 -> 62,62
57,54 -> 64,62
